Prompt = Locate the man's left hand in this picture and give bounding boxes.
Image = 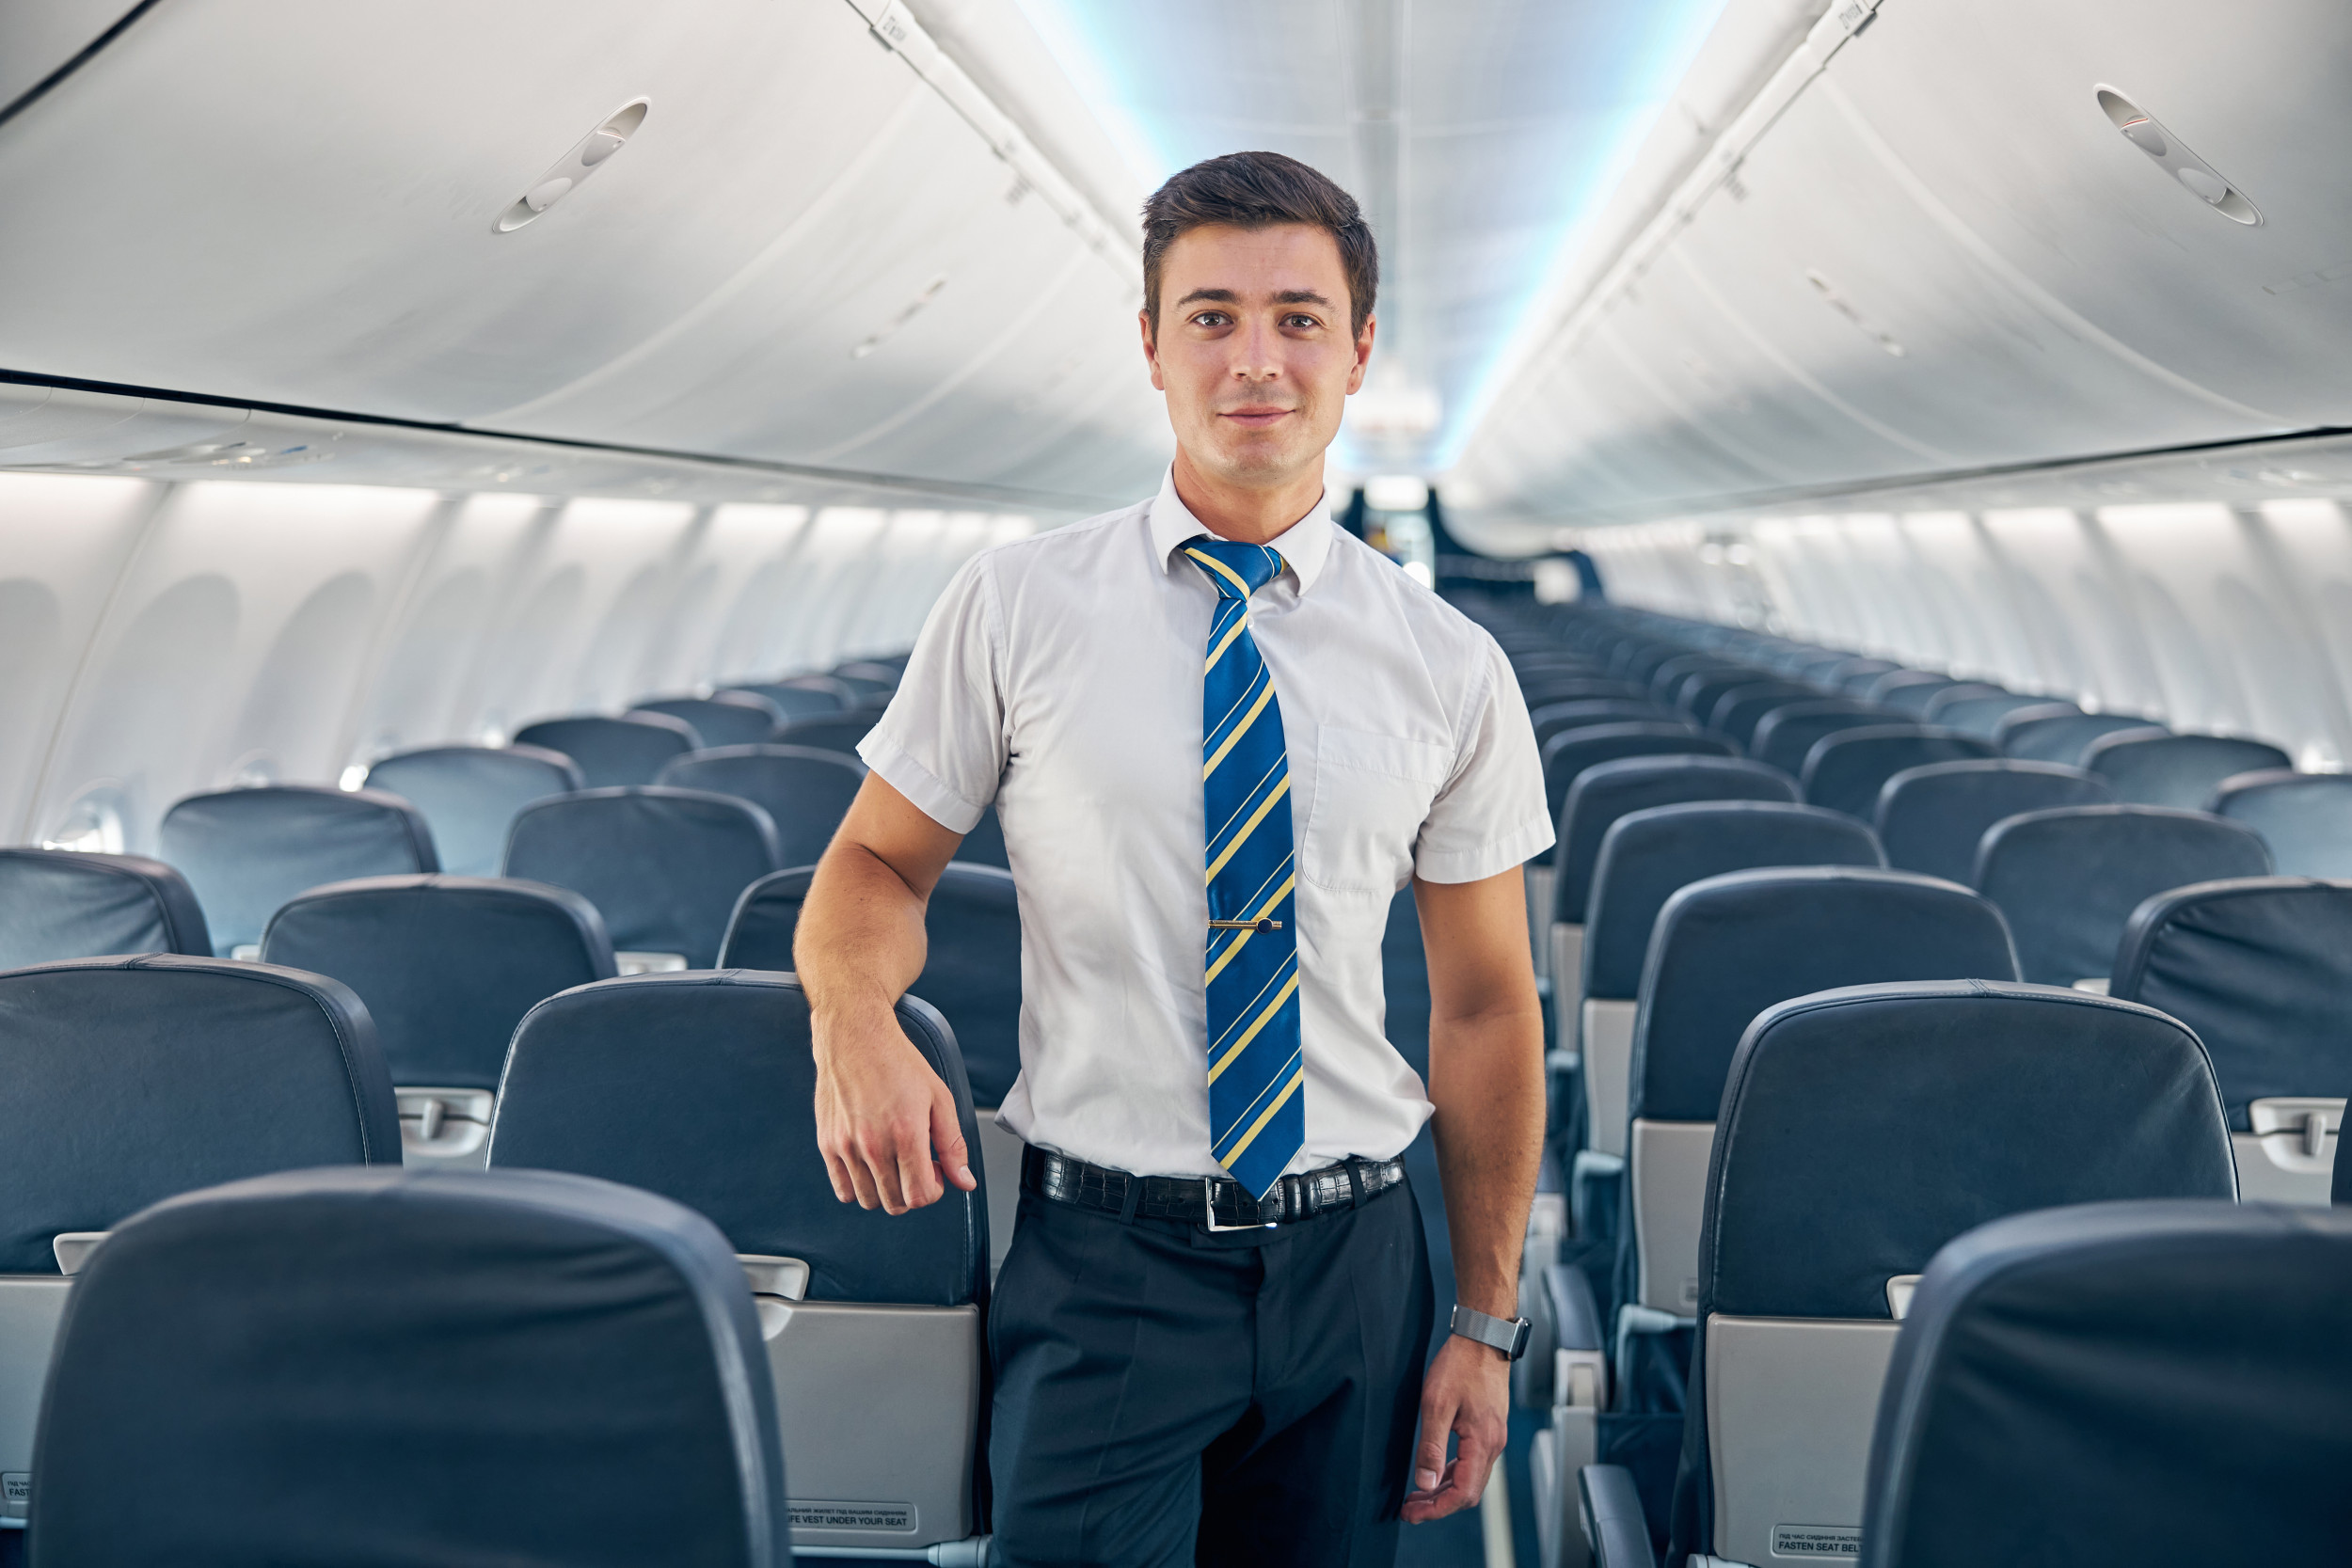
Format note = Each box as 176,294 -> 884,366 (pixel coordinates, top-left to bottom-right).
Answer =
1401,1331 -> 1510,1523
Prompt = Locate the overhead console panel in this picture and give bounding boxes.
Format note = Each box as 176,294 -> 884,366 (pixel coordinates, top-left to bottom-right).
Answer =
0,0 -> 1167,506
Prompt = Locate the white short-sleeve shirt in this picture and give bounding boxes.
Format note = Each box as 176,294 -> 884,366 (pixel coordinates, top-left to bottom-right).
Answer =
859,468 -> 1551,1178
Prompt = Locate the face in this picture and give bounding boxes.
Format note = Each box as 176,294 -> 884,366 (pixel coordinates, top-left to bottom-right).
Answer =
1141,222 -> 1374,491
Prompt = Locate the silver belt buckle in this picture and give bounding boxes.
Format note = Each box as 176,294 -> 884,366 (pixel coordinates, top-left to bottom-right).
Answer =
1204,1180 -> 1277,1232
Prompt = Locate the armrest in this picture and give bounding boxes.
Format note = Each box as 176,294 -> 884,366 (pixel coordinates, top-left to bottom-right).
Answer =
1546,1262 -> 1608,1410
1578,1464 -> 1658,1568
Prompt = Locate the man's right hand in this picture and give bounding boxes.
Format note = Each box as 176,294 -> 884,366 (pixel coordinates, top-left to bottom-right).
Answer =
813,1006 -> 977,1213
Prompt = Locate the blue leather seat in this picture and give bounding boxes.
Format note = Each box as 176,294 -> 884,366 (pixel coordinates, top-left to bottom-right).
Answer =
1750,701 -> 1891,777
505,788 -> 782,969
1532,699 -> 1689,751
1858,1201 -> 2349,1568
2112,877 -> 2352,1204
362,744 -> 581,877
1676,669 -> 1778,724
1973,805 -> 2273,985
2211,769 -> 2352,875
1801,727 -> 1998,818
1825,658 -> 1900,694
1582,983 -> 2232,1568
1914,682 -> 2010,721
2082,731 -> 2294,809
633,693 -> 784,749
1518,676 -> 1648,709
775,711 -> 881,757
1997,710 -> 2161,765
1863,672 -> 1958,711
0,848 -> 211,968
1874,759 -> 2112,884
1542,723 -> 1738,827
512,712 -> 700,788
1926,691 -> 2059,737
158,785 -> 437,956
26,1165 -> 787,1568
658,744 -> 867,867
261,875 -> 614,1163
488,971 -> 986,1557
723,677 -> 852,721
1708,682 -> 1822,745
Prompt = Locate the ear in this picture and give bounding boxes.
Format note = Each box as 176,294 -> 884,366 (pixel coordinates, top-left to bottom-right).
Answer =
1139,308 -> 1167,392
1345,312 -> 1376,396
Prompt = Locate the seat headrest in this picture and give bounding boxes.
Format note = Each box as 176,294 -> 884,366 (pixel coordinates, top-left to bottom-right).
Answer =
2111,877 -> 2352,1129
1709,682 -> 1821,743
1997,711 -> 2161,766
1540,722 -> 1735,820
2210,769 -> 2352,877
1583,801 -> 1883,1000
262,875 -> 615,1089
1531,698 -> 1684,743
512,714 -> 699,788
1860,1200 -> 2352,1568
489,972 -> 987,1307
723,680 -> 850,721
1973,805 -> 2273,984
1702,983 -> 2232,1322
0,956 -> 401,1271
505,787 -> 782,968
720,864 -> 1023,1105
2083,731 -> 2294,809
1928,693 -> 2059,738
656,745 -> 868,866
158,785 -> 439,955
1749,701 -> 1893,776
1800,727 -> 1998,818
1874,759 -> 2112,884
1552,756 -> 1798,922
0,847 -> 211,967
361,745 -> 581,878
30,1165 -> 787,1567
632,695 -> 782,750
1632,868 -> 2017,1122
774,712 -> 880,757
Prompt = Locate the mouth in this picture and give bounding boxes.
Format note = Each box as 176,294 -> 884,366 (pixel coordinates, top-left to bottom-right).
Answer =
1218,406 -> 1294,430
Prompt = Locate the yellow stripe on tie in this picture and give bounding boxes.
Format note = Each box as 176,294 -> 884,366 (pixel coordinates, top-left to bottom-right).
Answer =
1203,682 -> 1277,781
1208,973 -> 1299,1083
1217,1069 -> 1305,1164
1184,546 -> 1254,598
1205,614 -> 1250,673
1204,873 -> 1295,985
1204,776 -> 1289,884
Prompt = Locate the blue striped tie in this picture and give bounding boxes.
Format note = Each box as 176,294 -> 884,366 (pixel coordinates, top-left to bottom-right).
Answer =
1182,536 -> 1303,1200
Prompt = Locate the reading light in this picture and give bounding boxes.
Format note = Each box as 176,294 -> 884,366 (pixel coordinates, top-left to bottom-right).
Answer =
496,99 -> 649,233
2095,86 -> 2261,227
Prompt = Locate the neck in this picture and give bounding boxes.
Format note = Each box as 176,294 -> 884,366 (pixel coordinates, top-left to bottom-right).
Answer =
1170,448 -> 1325,545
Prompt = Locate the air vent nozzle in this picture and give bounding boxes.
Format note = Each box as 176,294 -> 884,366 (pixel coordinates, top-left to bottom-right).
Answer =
496,98 -> 649,234
2095,86 -> 2260,227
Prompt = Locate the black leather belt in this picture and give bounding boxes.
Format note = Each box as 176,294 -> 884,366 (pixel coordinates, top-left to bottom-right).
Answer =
1022,1145 -> 1406,1230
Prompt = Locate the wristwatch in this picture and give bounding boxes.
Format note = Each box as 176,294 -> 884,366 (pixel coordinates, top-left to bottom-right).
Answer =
1450,1303 -> 1533,1361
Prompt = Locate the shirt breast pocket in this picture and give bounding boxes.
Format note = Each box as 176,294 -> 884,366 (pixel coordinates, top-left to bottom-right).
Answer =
1301,725 -> 1454,896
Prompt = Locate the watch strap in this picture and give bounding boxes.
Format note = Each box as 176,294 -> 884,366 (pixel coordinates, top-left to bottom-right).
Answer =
1450,1303 -> 1532,1360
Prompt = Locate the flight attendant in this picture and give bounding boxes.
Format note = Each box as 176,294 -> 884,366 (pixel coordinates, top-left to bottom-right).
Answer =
797,150 -> 1548,1567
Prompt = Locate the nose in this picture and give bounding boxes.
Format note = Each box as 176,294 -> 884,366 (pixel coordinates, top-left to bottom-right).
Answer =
1232,318 -> 1280,382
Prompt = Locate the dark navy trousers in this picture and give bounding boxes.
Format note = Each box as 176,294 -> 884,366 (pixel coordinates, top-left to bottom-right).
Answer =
987,1174 -> 1436,1568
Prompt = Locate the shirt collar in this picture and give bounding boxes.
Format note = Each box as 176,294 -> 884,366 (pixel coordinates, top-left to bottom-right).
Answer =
1149,467 -> 1334,595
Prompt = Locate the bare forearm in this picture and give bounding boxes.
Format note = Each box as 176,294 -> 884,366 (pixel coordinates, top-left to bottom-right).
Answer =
796,840 -> 930,1029
1426,1000 -> 1544,1319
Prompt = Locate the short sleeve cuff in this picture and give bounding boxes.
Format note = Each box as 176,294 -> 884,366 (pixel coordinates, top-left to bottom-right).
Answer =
1412,813 -> 1556,885
857,728 -> 988,835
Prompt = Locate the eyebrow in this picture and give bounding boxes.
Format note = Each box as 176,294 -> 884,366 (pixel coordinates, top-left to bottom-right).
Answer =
1174,288 -> 1336,309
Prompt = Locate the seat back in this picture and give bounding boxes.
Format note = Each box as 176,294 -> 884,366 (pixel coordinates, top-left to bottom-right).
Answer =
1801,727 -> 1998,818
1626,873 -> 2019,1317
27,1166 -> 787,1568
656,745 -> 867,867
1542,722 -> 1736,825
511,713 -> 699,787
1517,676 -> 1647,709
723,678 -> 851,720
1973,805 -> 2273,984
158,785 -> 437,955
262,874 -> 613,1118
2211,769 -> 2352,875
1675,669 -> 1772,723
1997,710 -> 2159,764
1750,701 -> 1890,777
0,849 -> 210,967
1578,803 -> 1883,1164
1554,756 -> 1800,926
721,864 -> 1024,1108
775,711 -> 881,757
2112,877 -> 2352,1202
361,744 -> 581,877
1826,658 -> 1899,694
1928,692 -> 2065,739
488,972 -> 986,1554
633,694 -> 784,750
505,788 -> 782,968
2083,731 -> 2294,808
1859,1201 -> 2349,1568
1874,760 -> 2112,884
1682,985 -> 2233,1567
1863,672 -> 1957,711
1531,699 -> 1687,751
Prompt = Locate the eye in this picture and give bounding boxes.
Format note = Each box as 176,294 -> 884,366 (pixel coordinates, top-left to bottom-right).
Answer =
1284,313 -> 1321,331
1191,310 -> 1231,328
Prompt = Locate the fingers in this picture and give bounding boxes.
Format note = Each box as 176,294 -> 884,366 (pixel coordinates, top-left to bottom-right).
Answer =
931,1085 -> 977,1193
1410,1389 -> 1457,1497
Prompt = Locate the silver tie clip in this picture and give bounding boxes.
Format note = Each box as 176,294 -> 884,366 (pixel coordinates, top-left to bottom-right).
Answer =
1207,918 -> 1283,932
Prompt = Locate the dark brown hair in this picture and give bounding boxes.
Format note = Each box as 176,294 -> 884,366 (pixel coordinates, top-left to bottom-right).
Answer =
1140,150 -> 1378,339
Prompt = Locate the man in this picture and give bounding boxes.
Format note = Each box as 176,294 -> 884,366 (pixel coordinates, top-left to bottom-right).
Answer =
797,150 -> 1547,1567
